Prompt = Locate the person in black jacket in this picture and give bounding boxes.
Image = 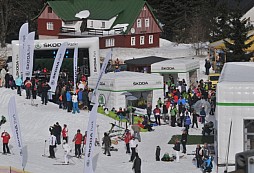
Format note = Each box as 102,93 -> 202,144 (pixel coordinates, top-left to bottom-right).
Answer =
132,153 -> 141,173
181,130 -> 188,154
155,146 -> 161,161
192,110 -> 199,128
54,122 -> 62,145
41,81 -> 51,105
195,144 -> 202,168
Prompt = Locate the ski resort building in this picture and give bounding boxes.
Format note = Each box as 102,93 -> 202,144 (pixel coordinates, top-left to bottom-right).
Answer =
35,0 -> 162,49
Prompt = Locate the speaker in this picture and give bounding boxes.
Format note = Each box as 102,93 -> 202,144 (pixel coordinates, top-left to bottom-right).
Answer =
235,150 -> 254,172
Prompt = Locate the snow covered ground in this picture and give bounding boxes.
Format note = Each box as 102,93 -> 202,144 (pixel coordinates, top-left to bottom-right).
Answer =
0,88 -> 216,173
0,39 -> 231,173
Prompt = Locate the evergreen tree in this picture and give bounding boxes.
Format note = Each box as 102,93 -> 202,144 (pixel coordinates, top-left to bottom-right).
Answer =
224,6 -> 254,62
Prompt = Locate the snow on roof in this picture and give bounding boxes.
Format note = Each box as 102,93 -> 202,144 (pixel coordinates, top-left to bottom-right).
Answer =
219,62 -> 254,82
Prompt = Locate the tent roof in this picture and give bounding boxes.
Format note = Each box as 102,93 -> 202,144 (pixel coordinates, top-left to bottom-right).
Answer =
99,71 -> 162,79
219,62 -> 254,83
124,56 -> 168,66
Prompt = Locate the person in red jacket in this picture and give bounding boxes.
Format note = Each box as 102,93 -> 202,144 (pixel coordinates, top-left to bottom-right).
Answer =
124,129 -> 132,154
62,124 -> 68,143
1,131 -> 10,154
72,129 -> 82,158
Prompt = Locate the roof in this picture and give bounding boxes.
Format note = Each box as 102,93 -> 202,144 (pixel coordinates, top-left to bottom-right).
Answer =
38,0 -> 160,33
219,62 -> 254,83
151,57 -> 200,73
98,71 -> 162,79
124,56 -> 168,66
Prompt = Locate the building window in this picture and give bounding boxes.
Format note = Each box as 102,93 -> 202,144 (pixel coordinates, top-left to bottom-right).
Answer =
140,36 -> 145,45
145,18 -> 149,27
90,21 -> 93,27
143,6 -> 147,10
102,22 -> 105,28
105,38 -> 115,47
149,35 -> 153,44
131,37 -> 136,46
137,19 -> 141,28
46,22 -> 54,30
48,7 -> 52,13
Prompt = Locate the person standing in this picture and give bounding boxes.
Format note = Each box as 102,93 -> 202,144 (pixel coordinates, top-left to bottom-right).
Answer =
153,105 -> 161,126
1,131 -> 10,154
41,81 -> 51,105
192,110 -> 199,128
170,104 -> 178,127
181,130 -> 188,154
72,93 -> 80,114
129,138 -> 138,162
132,153 -> 141,173
72,129 -> 82,158
62,140 -> 71,164
195,144 -> 202,168
62,124 -> 68,143
55,122 -> 62,145
146,104 -> 152,121
48,132 -> 57,158
200,106 -> 207,124
66,90 -> 72,112
24,78 -> 32,99
173,138 -> 180,162
131,124 -> 141,142
102,132 -> 111,156
205,59 -> 211,75
15,76 -> 22,96
124,129 -> 132,154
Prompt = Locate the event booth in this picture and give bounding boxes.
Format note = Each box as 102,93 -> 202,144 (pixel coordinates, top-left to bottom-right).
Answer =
88,71 -> 163,110
151,57 -> 199,87
216,62 -> 254,165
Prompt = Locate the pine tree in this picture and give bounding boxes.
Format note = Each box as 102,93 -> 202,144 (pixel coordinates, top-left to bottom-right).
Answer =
224,6 -> 254,62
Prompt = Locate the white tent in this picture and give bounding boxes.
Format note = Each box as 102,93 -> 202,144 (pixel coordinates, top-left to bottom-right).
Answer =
88,71 -> 163,110
151,57 -> 199,86
216,62 -> 254,165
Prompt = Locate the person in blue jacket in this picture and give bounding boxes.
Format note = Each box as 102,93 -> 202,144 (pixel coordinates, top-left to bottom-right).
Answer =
66,90 -> 72,112
15,76 -> 22,96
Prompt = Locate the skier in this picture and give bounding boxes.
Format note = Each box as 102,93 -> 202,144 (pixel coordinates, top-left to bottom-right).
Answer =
48,132 -> 56,158
62,124 -> 68,143
62,140 -> 71,164
72,129 -> 82,158
72,93 -> 80,114
102,132 -> 111,156
132,153 -> 141,173
1,131 -> 10,154
0,116 -> 6,127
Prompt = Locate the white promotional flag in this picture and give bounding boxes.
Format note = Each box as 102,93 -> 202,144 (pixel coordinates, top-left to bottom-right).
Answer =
8,96 -> 25,170
19,23 -> 28,79
84,50 -> 111,173
49,42 -> 68,92
73,45 -> 78,91
23,32 -> 35,81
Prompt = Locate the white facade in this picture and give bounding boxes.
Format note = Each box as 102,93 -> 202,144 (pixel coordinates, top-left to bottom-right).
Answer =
11,37 -> 99,79
151,57 -> 200,86
216,62 -> 254,165
88,71 -> 164,110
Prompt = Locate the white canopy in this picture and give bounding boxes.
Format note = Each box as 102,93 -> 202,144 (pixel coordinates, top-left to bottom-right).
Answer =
151,57 -> 199,73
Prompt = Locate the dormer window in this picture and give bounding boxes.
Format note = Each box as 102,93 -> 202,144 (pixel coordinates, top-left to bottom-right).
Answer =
137,19 -> 141,28
48,7 -> 52,13
102,22 -> 105,28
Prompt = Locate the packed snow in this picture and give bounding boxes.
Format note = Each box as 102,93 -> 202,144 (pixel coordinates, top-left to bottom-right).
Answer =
0,39 -> 231,173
